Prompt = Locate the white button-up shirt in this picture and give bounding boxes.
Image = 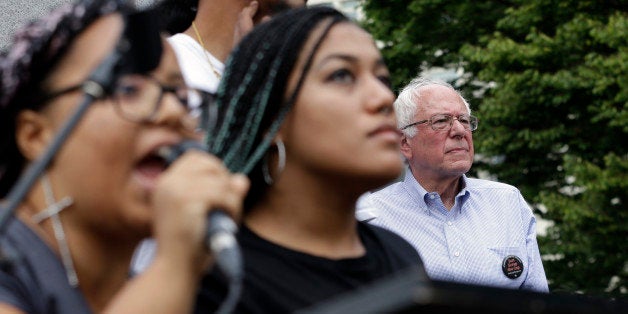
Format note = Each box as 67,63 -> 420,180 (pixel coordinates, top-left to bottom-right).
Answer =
357,169 -> 549,292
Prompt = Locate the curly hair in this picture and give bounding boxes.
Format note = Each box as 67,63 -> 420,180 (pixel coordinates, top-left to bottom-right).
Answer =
0,0 -> 132,197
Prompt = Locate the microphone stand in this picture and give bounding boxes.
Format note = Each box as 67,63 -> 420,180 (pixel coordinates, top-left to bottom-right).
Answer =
0,34 -> 128,266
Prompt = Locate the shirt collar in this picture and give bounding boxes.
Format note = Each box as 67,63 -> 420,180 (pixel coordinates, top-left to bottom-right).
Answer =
457,175 -> 471,206
401,166 -> 430,209
403,168 -> 471,213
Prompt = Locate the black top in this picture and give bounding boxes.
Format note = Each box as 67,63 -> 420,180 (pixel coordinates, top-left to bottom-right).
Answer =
0,218 -> 92,313
195,221 -> 426,313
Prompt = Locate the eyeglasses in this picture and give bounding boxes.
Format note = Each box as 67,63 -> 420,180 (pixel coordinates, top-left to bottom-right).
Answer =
401,113 -> 478,132
39,74 -> 215,129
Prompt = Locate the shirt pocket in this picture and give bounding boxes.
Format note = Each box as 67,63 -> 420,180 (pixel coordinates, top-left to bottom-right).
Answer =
487,246 -> 527,289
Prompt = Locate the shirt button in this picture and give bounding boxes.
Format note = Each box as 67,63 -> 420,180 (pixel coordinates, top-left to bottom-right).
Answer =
447,221 -> 453,226
454,251 -> 460,257
429,194 -> 435,199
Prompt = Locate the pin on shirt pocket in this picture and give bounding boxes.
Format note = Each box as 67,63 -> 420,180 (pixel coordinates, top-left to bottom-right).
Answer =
489,247 -> 526,281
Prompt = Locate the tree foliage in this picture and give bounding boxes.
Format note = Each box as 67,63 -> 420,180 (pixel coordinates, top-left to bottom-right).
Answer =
363,0 -> 627,297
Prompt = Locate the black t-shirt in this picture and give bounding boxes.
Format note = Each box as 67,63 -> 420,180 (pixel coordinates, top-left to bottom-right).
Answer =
0,218 -> 92,313
195,221 -> 425,313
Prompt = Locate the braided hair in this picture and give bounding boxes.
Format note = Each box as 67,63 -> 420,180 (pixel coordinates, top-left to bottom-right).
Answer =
0,0 -> 132,198
205,6 -> 350,209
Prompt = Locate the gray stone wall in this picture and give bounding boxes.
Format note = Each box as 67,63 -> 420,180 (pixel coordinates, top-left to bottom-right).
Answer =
0,0 -> 70,50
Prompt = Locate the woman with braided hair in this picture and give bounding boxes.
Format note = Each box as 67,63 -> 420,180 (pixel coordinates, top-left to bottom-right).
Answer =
0,0 -> 248,312
130,0 -> 308,277
195,6 -> 427,313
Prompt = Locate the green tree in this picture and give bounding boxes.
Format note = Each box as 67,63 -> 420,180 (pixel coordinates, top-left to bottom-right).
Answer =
362,0 -> 509,89
363,0 -> 628,297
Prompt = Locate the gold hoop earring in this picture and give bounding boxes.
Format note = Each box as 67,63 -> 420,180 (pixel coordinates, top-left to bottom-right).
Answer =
262,139 -> 286,185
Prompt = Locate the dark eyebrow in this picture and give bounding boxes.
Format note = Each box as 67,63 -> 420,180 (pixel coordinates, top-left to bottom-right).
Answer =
315,53 -> 387,70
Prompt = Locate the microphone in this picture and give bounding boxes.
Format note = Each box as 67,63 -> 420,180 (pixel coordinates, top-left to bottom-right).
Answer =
157,140 -> 242,282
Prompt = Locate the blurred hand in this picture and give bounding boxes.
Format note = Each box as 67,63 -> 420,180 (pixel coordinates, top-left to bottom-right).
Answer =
150,150 -> 249,274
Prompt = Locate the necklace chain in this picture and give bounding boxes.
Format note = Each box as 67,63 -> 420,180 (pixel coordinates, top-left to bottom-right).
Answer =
37,175 -> 78,287
192,22 -> 222,80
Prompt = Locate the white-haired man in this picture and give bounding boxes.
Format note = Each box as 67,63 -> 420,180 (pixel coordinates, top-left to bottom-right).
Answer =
357,76 -> 549,292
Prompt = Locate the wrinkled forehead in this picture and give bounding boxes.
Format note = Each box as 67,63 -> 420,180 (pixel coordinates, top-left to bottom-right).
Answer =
417,85 -> 468,114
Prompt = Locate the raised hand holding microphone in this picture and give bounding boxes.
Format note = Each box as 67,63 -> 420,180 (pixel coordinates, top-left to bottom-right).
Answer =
149,140 -> 248,282
0,1 -> 249,312
156,140 -> 245,281
150,141 -> 248,314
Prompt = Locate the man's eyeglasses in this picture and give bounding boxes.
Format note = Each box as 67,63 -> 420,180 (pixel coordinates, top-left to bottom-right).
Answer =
38,74 -> 215,130
401,114 -> 478,132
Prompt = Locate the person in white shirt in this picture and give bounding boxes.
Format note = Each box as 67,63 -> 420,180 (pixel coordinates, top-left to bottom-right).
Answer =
155,0 -> 308,93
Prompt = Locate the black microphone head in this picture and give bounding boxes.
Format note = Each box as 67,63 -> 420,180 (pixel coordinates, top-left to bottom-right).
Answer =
117,8 -> 163,75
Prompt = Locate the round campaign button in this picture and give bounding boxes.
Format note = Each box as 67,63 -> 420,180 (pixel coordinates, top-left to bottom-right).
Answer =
502,255 -> 524,279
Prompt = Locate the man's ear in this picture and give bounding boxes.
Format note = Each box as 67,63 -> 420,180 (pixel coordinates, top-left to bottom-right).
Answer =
15,110 -> 54,162
399,134 -> 412,161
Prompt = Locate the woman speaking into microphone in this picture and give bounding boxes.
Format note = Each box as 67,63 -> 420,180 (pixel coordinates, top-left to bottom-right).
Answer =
0,1 -> 248,313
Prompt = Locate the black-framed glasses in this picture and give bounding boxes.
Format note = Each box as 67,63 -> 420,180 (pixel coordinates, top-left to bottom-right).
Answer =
38,74 -> 215,129
401,113 -> 478,132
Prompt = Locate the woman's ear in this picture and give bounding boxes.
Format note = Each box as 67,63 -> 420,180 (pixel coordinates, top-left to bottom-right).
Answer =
15,110 -> 55,162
